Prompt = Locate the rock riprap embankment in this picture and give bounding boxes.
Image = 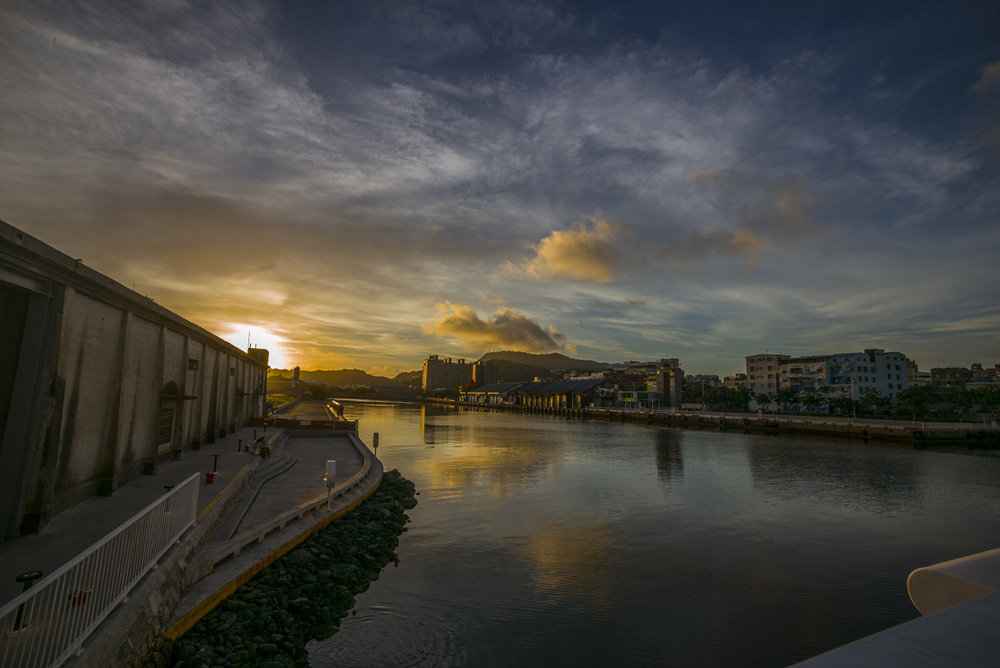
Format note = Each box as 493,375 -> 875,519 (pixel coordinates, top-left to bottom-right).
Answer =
154,469 -> 417,667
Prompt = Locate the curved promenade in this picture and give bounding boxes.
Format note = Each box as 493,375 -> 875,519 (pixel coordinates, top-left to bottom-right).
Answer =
0,400 -> 382,667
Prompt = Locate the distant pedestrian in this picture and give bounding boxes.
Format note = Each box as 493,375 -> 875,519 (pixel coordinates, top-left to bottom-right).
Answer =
254,437 -> 268,458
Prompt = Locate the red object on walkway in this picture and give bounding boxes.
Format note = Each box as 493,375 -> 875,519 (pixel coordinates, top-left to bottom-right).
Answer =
69,589 -> 92,606
205,472 -> 215,484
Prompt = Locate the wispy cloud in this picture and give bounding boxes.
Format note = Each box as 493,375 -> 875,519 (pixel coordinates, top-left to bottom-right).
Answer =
1,0 -> 996,374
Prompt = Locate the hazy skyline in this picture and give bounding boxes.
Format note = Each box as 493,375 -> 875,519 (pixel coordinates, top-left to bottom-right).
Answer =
2,1 -> 998,375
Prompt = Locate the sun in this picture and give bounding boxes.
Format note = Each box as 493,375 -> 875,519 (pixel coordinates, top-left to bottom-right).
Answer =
218,324 -> 292,369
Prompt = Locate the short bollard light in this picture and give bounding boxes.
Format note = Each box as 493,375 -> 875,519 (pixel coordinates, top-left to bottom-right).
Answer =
325,460 -> 337,510
212,454 -> 220,472
237,438 -> 242,453
14,570 -> 43,630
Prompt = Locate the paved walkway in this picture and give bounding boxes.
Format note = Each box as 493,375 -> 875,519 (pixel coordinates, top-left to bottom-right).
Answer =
0,399 -> 363,607
0,425 -> 279,607
234,436 -> 363,534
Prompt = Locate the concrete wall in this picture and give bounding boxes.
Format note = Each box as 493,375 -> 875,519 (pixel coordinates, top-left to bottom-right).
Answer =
0,220 -> 269,541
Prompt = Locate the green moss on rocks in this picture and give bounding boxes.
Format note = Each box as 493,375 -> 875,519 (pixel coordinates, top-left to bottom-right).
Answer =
160,469 -> 417,667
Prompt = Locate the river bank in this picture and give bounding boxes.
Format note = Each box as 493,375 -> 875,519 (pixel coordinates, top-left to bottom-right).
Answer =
150,469 -> 417,668
418,399 -> 998,448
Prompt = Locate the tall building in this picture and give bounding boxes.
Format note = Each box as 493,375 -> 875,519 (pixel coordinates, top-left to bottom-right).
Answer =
472,359 -> 499,386
746,354 -> 790,410
422,355 -> 473,391
656,358 -> 683,408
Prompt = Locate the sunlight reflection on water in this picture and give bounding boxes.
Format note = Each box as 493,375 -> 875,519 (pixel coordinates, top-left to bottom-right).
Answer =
307,401 -> 1000,667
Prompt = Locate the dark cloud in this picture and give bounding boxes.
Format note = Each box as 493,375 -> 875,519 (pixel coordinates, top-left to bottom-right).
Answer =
1,0 -> 997,374
424,303 -> 569,353
590,296 -> 648,310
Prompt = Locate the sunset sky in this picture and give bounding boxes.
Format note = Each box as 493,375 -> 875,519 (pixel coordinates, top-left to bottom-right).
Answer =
2,1 -> 998,376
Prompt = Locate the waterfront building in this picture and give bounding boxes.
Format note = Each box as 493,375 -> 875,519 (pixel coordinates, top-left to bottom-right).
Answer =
931,367 -> 974,388
459,382 -> 525,405
509,378 -> 606,411
746,354 -> 790,410
422,354 -> 473,391
748,349 -> 909,412
472,359 -> 499,386
725,374 -> 747,389
656,359 -> 683,408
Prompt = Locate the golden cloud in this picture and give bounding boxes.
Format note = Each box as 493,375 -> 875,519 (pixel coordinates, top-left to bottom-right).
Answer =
697,228 -> 775,267
520,215 -> 632,283
672,169 -> 820,266
971,60 -> 1000,93
423,303 -> 569,353
691,169 -> 821,239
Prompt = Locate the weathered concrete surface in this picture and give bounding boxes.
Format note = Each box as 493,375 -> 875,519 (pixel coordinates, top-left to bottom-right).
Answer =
0,220 -> 268,543
48,415 -> 379,667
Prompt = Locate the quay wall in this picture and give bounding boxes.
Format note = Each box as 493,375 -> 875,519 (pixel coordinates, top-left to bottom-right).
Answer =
426,399 -> 996,447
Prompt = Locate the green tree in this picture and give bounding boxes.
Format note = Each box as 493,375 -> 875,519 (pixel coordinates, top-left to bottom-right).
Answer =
897,386 -> 940,419
831,396 -> 859,417
947,387 -> 975,422
727,387 -> 751,412
860,388 -> 885,417
776,386 -> 800,414
801,388 -> 825,413
973,386 -> 1000,418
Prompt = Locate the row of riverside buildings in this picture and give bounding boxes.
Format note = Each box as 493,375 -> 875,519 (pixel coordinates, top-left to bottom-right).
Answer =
425,347 -> 998,414
423,348 -> 930,413
424,355 -> 684,410
746,348 -> 910,411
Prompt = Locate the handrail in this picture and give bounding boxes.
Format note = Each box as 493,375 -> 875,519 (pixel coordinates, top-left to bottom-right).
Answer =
0,474 -> 200,668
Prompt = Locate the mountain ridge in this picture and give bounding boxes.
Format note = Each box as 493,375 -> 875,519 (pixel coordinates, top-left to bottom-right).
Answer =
270,351 -> 612,385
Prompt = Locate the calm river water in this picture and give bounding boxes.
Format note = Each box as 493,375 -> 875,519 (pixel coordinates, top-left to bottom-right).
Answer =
307,400 -> 1000,667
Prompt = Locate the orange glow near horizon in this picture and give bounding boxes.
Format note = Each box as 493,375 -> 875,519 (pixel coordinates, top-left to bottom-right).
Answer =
220,324 -> 291,369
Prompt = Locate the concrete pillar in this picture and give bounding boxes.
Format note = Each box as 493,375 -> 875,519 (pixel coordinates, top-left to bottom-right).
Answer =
96,310 -> 131,496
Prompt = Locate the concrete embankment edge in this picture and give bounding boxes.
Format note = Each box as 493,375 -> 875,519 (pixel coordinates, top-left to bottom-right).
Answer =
164,470 -> 382,640
65,430 -> 380,668
424,400 -> 995,446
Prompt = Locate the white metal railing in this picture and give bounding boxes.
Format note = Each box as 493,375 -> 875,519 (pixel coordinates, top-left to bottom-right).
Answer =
0,473 -> 200,667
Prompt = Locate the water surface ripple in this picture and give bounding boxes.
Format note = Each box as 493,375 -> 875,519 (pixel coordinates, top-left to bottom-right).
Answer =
308,402 -> 1000,667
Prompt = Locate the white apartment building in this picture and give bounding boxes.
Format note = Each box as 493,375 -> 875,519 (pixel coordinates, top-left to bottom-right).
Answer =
747,348 -> 909,412
746,354 -> 790,410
